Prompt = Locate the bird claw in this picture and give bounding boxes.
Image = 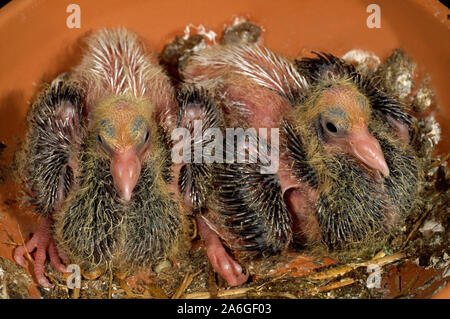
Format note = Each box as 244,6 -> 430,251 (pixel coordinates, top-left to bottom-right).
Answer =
197,216 -> 249,286
14,217 -> 68,288
206,245 -> 249,287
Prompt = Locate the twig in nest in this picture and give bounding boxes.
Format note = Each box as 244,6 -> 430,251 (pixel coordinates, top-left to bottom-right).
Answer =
308,265 -> 355,281
146,283 -> 168,299
358,252 -> 406,268
1,272 -> 9,299
17,225 -> 33,265
94,288 -> 125,299
117,281 -> 157,300
430,152 -> 450,168
184,287 -> 252,299
308,278 -> 357,295
308,252 -> 406,281
251,291 -> 298,299
120,293 -> 153,299
400,196 -> 437,250
172,270 -> 201,299
392,275 -> 419,298
82,268 -> 105,280
108,269 -> 113,299
372,251 -> 386,260
255,273 -> 288,291
207,263 -> 218,298
119,277 -> 137,298
2,241 -> 20,246
72,287 -> 80,299
2,228 -> 19,247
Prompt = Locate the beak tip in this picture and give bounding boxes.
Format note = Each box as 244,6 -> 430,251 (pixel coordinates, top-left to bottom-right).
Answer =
119,184 -> 133,202
122,192 -> 132,202
349,131 -> 390,179
381,165 -> 390,178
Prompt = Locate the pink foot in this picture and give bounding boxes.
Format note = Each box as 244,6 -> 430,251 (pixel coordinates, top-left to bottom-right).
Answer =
14,217 -> 69,287
197,216 -> 249,286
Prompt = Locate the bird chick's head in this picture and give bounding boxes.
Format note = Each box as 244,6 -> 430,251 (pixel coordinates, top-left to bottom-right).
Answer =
309,81 -> 390,179
93,96 -> 153,201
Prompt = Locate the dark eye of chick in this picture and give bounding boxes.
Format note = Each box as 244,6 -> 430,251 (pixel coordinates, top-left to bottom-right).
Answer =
325,121 -> 338,134
97,133 -> 104,144
144,130 -> 150,143
319,117 -> 346,138
137,129 -> 151,150
97,133 -> 112,153
318,107 -> 350,140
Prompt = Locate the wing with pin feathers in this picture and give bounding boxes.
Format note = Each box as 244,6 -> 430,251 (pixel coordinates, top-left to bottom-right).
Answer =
282,119 -> 318,188
19,74 -> 84,215
176,85 -> 292,256
176,86 -> 223,213
211,133 -> 293,256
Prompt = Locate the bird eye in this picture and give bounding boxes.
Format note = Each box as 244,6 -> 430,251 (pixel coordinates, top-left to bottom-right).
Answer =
97,133 -> 114,154
318,116 -> 348,140
144,130 -> 150,143
97,133 -> 111,151
325,121 -> 338,134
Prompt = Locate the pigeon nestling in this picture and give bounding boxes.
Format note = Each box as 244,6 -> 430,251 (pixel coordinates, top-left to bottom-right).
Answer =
178,41 -> 423,286
14,28 -> 184,287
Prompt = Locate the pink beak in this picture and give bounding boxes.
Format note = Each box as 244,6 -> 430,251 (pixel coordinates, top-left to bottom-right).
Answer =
110,149 -> 141,201
348,127 -> 390,178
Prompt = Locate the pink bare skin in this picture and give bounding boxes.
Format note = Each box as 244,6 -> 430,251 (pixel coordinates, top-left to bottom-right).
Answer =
389,117 -> 411,143
14,216 -> 69,288
284,188 -> 320,241
276,155 -> 320,240
196,216 -> 249,286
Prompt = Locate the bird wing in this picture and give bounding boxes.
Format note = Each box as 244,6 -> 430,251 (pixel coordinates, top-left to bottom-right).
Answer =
211,132 -> 292,255
282,120 -> 318,188
21,74 -> 84,216
176,85 -> 222,213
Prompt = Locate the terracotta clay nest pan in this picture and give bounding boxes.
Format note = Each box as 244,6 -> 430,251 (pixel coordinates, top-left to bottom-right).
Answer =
0,0 -> 448,299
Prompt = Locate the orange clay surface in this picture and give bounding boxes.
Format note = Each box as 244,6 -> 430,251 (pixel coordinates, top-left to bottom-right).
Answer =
0,0 -> 448,298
